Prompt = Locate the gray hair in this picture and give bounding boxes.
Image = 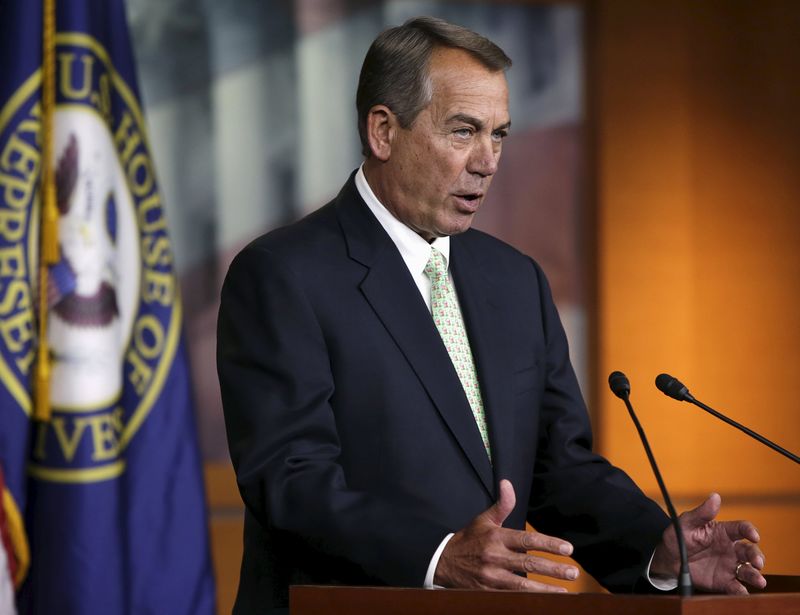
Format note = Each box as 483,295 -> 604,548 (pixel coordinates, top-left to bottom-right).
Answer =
356,16 -> 511,156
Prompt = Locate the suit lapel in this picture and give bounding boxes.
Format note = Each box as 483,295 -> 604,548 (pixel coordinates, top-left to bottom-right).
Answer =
450,236 -> 516,489
335,179 -> 494,497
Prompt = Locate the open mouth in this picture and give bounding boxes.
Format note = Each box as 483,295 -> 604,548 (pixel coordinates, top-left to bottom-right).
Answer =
452,193 -> 483,213
455,193 -> 483,203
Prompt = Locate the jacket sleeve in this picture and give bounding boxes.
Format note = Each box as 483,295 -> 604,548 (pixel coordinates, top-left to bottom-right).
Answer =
216,244 -> 449,587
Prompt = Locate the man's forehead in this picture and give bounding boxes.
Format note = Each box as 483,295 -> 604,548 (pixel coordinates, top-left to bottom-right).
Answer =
426,49 -> 510,126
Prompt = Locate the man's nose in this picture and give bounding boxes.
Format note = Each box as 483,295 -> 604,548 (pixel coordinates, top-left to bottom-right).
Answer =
467,136 -> 499,177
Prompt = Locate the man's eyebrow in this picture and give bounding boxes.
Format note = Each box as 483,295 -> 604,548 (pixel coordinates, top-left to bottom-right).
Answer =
446,114 -> 511,132
447,113 -> 483,129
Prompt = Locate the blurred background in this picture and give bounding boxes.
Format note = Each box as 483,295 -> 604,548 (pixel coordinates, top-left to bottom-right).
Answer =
124,0 -> 799,611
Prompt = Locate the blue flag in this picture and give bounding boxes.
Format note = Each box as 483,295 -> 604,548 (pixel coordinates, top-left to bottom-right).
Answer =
0,1 -> 216,613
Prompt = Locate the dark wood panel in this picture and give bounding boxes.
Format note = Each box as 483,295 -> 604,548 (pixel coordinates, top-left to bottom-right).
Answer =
290,585 -> 800,615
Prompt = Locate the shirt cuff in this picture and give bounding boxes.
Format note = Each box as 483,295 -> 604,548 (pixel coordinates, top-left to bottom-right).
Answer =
646,549 -> 679,591
424,533 -> 455,588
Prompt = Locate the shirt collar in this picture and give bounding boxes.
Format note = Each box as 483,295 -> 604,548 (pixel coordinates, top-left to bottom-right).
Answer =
355,164 -> 450,274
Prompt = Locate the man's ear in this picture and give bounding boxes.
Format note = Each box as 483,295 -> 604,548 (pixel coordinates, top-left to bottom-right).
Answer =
365,105 -> 396,161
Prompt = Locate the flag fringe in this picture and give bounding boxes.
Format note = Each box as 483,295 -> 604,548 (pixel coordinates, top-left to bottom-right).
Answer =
2,488 -> 29,588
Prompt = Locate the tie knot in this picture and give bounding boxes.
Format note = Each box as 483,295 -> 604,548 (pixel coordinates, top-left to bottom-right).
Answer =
424,248 -> 447,281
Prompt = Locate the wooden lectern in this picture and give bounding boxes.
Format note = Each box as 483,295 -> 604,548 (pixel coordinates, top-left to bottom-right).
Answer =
291,576 -> 800,615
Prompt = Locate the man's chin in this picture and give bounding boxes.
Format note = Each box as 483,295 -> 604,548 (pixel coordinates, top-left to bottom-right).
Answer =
418,213 -> 477,241
442,212 -> 477,236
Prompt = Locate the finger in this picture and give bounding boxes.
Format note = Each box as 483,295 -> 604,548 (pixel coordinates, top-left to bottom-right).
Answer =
680,492 -> 721,528
491,570 -> 569,593
485,479 -> 516,526
735,562 -> 767,590
511,553 -> 580,581
734,541 -> 765,570
500,527 -> 574,556
723,520 -> 760,543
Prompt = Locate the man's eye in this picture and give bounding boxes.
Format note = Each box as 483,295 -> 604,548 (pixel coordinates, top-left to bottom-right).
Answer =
491,130 -> 508,142
454,128 -> 473,138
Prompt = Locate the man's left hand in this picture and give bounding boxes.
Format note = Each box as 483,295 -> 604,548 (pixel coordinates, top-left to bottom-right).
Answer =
650,493 -> 766,594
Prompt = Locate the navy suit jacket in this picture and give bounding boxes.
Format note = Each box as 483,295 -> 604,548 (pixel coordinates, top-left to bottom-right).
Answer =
217,174 -> 669,613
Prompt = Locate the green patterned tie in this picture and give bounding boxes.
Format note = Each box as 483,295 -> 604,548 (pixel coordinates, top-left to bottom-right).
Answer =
424,247 -> 491,459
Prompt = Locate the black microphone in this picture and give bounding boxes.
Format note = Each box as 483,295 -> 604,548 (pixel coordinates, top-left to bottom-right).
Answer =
656,373 -> 799,465
608,371 -> 692,596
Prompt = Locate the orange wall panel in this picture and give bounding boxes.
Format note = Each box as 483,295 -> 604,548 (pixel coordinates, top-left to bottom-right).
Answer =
594,0 -> 800,574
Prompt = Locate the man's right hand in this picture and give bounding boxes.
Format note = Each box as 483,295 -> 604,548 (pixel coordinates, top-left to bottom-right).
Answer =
434,479 -> 580,591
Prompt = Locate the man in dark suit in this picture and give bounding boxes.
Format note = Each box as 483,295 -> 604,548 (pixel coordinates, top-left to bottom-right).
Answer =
217,17 -> 765,614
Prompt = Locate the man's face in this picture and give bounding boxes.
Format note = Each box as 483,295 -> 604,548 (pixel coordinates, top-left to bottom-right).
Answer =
378,47 -> 510,240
